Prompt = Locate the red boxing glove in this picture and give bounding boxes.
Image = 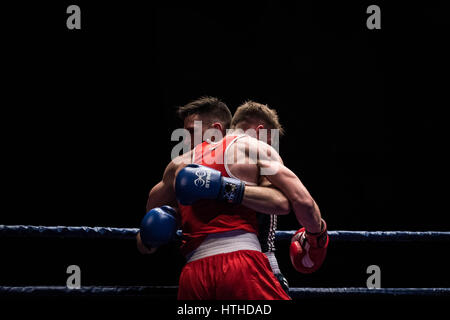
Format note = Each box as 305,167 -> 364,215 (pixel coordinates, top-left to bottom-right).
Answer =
290,219 -> 329,274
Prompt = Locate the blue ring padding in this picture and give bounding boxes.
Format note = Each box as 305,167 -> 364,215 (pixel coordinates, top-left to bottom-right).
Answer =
1,286 -> 449,297
1,225 -> 449,242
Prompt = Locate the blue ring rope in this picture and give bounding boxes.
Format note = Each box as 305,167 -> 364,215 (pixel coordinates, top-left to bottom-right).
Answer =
1,286 -> 449,297
1,225 -> 449,242
1,226 -> 449,298
0,286 -> 178,296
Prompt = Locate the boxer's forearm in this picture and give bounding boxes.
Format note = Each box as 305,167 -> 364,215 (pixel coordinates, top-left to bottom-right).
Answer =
260,161 -> 322,233
242,186 -> 290,215
291,197 -> 322,234
282,178 -> 322,233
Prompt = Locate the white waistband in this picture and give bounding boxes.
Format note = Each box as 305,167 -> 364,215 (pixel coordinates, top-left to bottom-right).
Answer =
186,230 -> 261,263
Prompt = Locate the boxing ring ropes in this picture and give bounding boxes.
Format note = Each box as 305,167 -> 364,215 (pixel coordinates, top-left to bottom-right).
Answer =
1,225 -> 450,298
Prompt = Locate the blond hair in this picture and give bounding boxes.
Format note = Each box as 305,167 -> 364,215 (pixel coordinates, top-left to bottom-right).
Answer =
231,100 -> 284,136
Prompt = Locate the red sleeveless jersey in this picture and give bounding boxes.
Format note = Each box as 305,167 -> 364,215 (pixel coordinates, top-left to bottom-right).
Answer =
178,135 -> 259,256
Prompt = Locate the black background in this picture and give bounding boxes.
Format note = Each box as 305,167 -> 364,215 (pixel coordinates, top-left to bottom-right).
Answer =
1,0 -> 449,315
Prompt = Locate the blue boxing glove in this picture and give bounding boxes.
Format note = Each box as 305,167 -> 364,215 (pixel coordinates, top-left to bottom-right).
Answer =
140,205 -> 177,248
175,164 -> 245,206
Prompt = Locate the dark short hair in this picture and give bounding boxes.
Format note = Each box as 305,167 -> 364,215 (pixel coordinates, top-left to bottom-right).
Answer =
177,96 -> 232,129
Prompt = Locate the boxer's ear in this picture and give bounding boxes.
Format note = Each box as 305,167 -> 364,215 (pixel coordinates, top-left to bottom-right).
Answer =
255,124 -> 264,140
211,122 -> 223,134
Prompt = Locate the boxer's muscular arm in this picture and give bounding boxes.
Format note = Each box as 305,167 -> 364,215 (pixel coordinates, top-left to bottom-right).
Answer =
259,159 -> 322,234
145,160 -> 178,212
242,177 -> 291,215
233,136 -> 321,233
229,136 -> 290,215
138,160 -> 179,254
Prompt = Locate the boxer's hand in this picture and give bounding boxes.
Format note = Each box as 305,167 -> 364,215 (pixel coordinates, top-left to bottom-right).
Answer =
290,219 -> 329,274
140,205 -> 177,249
175,164 -> 245,205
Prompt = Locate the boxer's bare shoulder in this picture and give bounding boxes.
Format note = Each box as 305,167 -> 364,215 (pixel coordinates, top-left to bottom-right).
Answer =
233,135 -> 282,163
226,135 -> 283,183
225,135 -> 259,184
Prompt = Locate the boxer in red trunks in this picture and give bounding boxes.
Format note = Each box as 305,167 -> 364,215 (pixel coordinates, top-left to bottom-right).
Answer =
138,99 -> 327,299
139,97 -> 292,291
176,97 -> 292,292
